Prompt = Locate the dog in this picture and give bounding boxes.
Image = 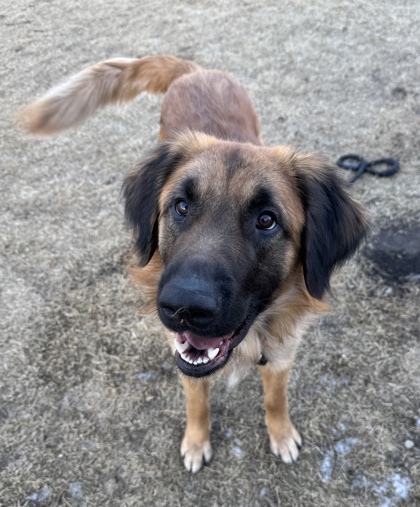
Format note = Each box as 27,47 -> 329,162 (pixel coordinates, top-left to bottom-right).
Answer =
19,55 -> 367,473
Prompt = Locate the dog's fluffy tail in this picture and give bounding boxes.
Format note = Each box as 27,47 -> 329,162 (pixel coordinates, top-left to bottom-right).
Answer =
18,56 -> 199,135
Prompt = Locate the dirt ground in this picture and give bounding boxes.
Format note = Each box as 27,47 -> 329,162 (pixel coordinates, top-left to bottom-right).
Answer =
1,1 -> 419,506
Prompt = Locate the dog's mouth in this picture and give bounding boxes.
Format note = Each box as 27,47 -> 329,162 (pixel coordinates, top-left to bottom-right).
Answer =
174,318 -> 251,377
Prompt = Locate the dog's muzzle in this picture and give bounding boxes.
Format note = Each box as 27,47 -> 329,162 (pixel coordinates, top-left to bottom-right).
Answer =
173,318 -> 252,377
157,259 -> 253,377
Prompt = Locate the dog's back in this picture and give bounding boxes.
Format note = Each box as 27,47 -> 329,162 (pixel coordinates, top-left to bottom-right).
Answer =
160,70 -> 261,144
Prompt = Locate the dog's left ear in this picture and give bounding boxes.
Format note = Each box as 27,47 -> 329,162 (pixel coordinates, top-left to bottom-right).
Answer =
123,143 -> 184,266
294,155 -> 368,299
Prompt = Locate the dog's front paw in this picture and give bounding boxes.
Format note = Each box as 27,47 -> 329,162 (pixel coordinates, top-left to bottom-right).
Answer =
268,424 -> 302,464
181,437 -> 212,473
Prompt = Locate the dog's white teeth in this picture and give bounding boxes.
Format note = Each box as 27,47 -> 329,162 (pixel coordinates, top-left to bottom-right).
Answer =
174,339 -> 190,354
178,343 -> 220,366
207,348 -> 219,360
181,352 -> 193,364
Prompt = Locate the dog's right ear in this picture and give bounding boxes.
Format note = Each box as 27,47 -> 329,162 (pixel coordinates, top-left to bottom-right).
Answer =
123,143 -> 184,266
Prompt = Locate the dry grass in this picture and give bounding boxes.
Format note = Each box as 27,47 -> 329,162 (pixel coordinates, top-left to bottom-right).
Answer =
1,1 -> 419,506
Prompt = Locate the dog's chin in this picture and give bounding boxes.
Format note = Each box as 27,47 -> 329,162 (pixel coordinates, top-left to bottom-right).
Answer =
173,317 -> 253,378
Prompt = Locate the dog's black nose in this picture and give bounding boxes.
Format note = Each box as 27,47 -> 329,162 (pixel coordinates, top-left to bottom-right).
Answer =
158,276 -> 219,329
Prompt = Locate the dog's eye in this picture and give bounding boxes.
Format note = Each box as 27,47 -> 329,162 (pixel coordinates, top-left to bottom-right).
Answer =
175,199 -> 189,216
256,212 -> 276,230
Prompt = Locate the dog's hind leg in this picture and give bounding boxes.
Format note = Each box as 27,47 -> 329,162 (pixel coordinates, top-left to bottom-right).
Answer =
259,365 -> 302,464
180,375 -> 212,473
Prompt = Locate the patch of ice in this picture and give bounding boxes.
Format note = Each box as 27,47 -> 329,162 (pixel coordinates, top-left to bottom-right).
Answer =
321,436 -> 357,484
136,370 -> 160,383
231,435 -> 244,458
259,487 -> 269,500
39,487 -> 52,502
335,437 -> 358,455
305,373 -> 350,395
353,471 -> 412,506
372,472 -> 413,507
390,473 -> 412,500
27,486 -> 52,502
331,422 -> 349,436
82,439 -> 100,451
69,482 -> 84,499
352,472 -> 368,489
321,450 -> 333,483
232,446 -> 244,458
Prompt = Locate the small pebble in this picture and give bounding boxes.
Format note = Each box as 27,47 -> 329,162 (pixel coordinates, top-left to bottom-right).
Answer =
404,440 -> 414,449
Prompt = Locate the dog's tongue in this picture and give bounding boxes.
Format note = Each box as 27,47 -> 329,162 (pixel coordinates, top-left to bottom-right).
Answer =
181,330 -> 234,350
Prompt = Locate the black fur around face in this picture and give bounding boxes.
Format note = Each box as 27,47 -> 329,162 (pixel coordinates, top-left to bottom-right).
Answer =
295,166 -> 367,300
123,143 -> 184,266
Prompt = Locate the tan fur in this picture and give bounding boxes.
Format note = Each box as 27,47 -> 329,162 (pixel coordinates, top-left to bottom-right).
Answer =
17,56 -> 198,135
227,271 -> 329,381
20,55 -> 365,473
259,366 -> 302,463
180,376 -> 212,474
160,70 -> 262,143
127,251 -> 162,313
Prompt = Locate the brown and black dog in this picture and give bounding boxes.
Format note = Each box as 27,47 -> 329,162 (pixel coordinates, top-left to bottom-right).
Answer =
19,56 -> 367,473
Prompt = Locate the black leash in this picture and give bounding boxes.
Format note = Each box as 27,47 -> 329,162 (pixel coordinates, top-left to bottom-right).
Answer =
337,154 -> 400,184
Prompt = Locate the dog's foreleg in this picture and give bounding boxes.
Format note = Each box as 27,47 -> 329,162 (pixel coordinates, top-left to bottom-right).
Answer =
180,375 -> 212,473
259,365 -> 302,464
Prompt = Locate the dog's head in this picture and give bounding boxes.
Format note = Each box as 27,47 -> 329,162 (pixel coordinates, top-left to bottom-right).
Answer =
124,132 -> 367,377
